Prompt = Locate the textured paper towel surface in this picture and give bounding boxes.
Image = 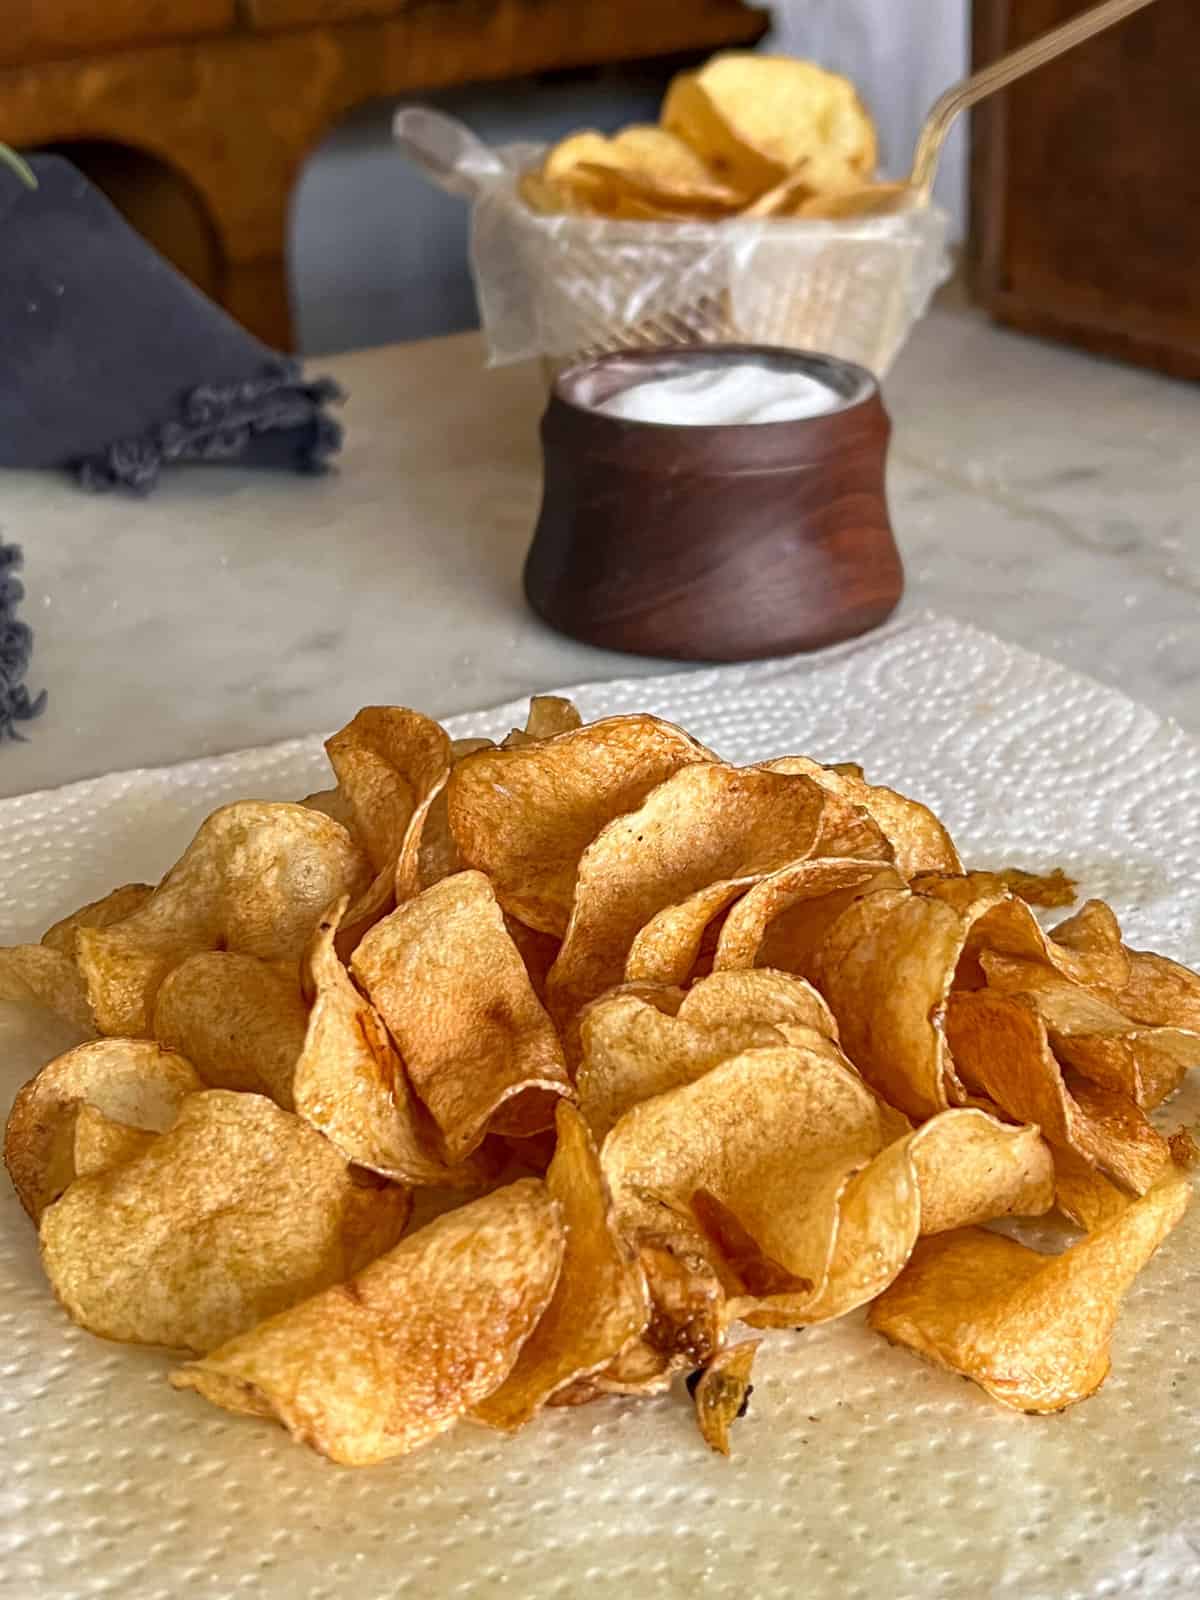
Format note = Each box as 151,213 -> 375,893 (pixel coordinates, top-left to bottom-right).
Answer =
2,615 -> 1198,1600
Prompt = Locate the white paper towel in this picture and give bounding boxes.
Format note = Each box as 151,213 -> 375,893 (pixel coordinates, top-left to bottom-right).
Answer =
2,615 -> 1198,1600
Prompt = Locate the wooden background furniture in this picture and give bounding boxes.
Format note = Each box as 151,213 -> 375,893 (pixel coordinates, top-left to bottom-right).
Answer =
971,0 -> 1200,378
2,0 -> 767,350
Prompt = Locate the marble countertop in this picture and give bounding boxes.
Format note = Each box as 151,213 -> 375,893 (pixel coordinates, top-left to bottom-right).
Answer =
2,295 -> 1197,801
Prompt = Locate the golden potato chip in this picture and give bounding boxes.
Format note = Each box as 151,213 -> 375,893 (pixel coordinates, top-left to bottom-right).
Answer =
678,967 -> 838,1041
691,1339 -> 761,1456
446,714 -> 714,937
501,695 -> 583,749
763,756 -> 960,877
323,707 -> 452,946
473,1105 -> 648,1430
0,945 -> 95,1032
5,1038 -> 202,1221
1053,1145 -> 1130,1231
577,991 -> 784,1142
548,762 -> 883,1027
712,857 -> 904,978
868,1174 -> 1190,1412
41,883 -> 154,955
795,181 -> 912,219
980,954 -> 1200,1108
624,878 -> 755,987
418,735 -> 495,889
1107,947 -> 1200,1031
299,785 -> 358,833
171,1178 -> 564,1464
719,1108 -> 1052,1330
958,893 -> 1129,993
292,898 -> 481,1188
152,951 -> 308,1108
945,988 -> 1171,1192
71,1103 -> 157,1180
77,801 -> 370,1037
602,1042 -> 895,1314
814,876 -> 1009,1119
544,126 -> 741,211
995,866 -> 1077,909
41,1089 -> 411,1353
352,871 -> 572,1159
663,55 -> 876,200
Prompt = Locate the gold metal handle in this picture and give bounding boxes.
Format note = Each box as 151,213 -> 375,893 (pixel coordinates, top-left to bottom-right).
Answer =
909,0 -> 1161,197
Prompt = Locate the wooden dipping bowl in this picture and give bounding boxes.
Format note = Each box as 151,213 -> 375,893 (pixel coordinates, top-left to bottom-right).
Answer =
523,345 -> 903,662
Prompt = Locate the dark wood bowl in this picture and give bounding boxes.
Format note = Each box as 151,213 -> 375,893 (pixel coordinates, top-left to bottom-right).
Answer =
523,344 -> 903,662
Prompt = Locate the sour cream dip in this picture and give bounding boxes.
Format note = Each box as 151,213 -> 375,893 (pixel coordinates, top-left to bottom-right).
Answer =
595,360 -> 841,426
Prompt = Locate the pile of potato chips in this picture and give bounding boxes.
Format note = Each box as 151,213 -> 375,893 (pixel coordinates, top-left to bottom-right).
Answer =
521,54 -> 907,224
3,696 -> 1197,1467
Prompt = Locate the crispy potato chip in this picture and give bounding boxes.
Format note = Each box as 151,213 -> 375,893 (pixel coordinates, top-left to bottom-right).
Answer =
624,878 -> 755,987
544,127 -> 742,211
1106,947 -> 1200,1031
718,1108 -> 1052,1329
957,894 -> 1129,993
152,951 -> 308,1108
41,883 -> 154,955
77,802 -> 370,1037
795,181 -> 911,218
868,1174 -> 1190,1412
1053,1145 -> 1131,1231
995,866 -> 1077,909
0,945 -> 96,1032
678,967 -> 838,1041
763,757 -> 960,877
446,714 -> 714,937
945,988 -> 1171,1192
980,954 -> 1200,1108
5,1038 -> 202,1221
41,1089 -> 411,1352
814,876 -> 1009,1119
418,736 -> 495,889
713,857 -> 904,978
292,899 -> 481,1188
352,871 -> 572,1159
577,991 -> 785,1142
473,1105 -> 648,1429
171,1178 -> 564,1464
602,1043 -> 895,1314
549,763 -> 883,1026
299,785 -> 358,833
501,695 -> 583,749
636,1234 -> 727,1368
71,1103 -> 157,1180
691,1339 -> 760,1456
323,707 -> 452,946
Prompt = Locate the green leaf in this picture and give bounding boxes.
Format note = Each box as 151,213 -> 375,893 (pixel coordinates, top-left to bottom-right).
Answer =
1,144 -> 37,188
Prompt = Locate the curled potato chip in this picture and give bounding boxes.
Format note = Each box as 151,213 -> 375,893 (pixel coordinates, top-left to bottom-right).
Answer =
602,1043 -> 896,1314
152,951 -> 308,1109
5,1038 -> 202,1221
577,991 -> 785,1142
814,876 -> 1009,1120
624,879 -> 755,987
71,1104 -> 157,1180
691,1339 -> 761,1456
713,857 -> 904,977
352,871 -> 572,1159
41,1089 -> 411,1353
957,893 -> 1129,993
293,899 -> 481,1188
980,954 -> 1200,1108
171,1178 -> 564,1464
719,1108 -> 1052,1329
763,757 -> 960,877
1106,947 -> 1200,1031
994,867 -> 1077,909
945,988 -> 1171,1192
501,695 -> 583,749
678,967 -> 838,1041
1053,1145 -> 1131,1231
41,883 -> 154,955
77,802 -> 370,1037
549,763 -> 881,1026
447,714 -> 714,937
868,1174 -> 1190,1412
0,945 -> 96,1032
418,736 -> 495,890
473,1105 -> 648,1430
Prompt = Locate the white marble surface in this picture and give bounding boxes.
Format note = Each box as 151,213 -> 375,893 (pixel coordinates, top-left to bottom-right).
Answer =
1,295 -> 1197,801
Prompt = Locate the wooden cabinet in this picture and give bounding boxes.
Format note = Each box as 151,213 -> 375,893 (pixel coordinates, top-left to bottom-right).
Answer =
1,1 -> 768,348
971,0 -> 1200,377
